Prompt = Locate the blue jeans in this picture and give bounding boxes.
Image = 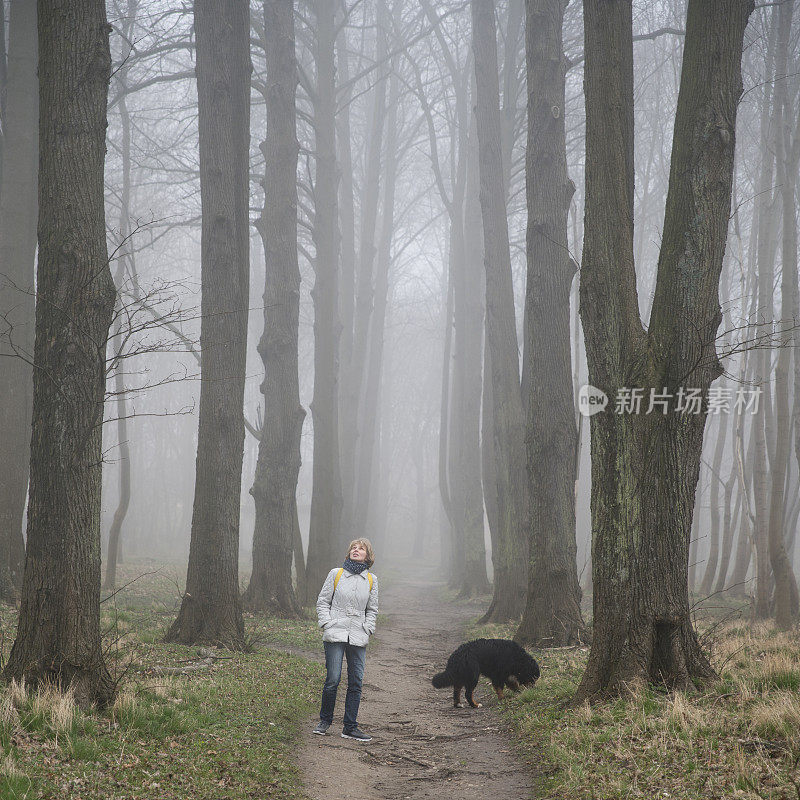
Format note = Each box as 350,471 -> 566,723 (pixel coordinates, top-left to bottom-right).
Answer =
320,640 -> 366,731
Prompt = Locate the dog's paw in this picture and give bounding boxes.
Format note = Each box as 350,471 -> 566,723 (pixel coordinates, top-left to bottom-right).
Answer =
455,702 -> 465,708
476,702 -> 483,708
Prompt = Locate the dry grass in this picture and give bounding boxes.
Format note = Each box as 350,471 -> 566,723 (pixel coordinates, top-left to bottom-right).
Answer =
0,752 -> 24,780
7,679 -> 26,709
497,614 -> 800,800
28,682 -> 77,734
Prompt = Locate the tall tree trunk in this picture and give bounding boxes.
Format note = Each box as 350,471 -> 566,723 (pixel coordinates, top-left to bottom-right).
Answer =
574,0 -> 751,703
304,0 -> 343,603
166,0 -> 250,647
336,26 -> 356,544
516,0 -> 586,647
458,121 -> 490,596
699,413 -> 729,597
751,11 -> 780,618
0,0 -> 38,601
438,274 -> 455,577
3,0 -> 116,707
353,67 -> 398,541
480,0 -> 523,597
104,3 -> 138,591
341,0 -> 389,550
768,0 -> 800,628
244,0 -> 305,617
731,416 -> 755,597
714,474 -> 739,594
471,0 -> 529,622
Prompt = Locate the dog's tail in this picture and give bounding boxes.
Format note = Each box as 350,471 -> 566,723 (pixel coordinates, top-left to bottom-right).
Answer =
432,670 -> 453,689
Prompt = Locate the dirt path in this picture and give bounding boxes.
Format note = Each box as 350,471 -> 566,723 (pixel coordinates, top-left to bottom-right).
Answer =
297,564 -> 536,799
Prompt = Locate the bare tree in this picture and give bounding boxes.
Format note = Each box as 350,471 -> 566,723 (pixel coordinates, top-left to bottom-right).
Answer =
574,0 -> 752,703
304,0 -> 344,603
516,0 -> 586,647
166,0 -> 251,647
4,0 -> 116,707
244,0 -> 305,617
471,0 -> 529,621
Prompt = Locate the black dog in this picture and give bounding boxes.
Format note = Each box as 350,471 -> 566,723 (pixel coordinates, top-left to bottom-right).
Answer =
431,638 -> 540,708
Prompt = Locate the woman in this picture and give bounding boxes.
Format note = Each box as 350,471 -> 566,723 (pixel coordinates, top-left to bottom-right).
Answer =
313,538 -> 379,742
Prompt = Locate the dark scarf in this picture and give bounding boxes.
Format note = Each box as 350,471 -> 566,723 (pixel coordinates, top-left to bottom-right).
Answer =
343,557 -> 370,575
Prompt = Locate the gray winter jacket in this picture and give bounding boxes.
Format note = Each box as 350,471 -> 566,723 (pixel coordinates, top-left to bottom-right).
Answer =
316,567 -> 379,648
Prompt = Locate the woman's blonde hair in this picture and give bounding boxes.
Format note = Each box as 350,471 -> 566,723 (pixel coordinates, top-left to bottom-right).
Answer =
346,538 -> 375,567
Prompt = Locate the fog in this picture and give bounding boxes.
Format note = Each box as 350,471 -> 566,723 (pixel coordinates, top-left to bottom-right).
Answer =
3,0 -> 796,612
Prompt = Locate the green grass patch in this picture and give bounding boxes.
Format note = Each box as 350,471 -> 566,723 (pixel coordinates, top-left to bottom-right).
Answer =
0,561 -> 326,799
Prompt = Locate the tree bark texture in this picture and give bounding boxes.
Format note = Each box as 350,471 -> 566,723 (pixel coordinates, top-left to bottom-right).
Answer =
3,0 -> 115,708
471,0 -> 529,622
0,0 -> 38,600
304,0 -> 343,603
574,0 -> 751,703
166,0 -> 250,647
516,0 -> 586,647
244,0 -> 305,617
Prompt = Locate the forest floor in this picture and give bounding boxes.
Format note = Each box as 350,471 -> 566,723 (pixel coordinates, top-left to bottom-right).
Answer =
0,559 -> 798,799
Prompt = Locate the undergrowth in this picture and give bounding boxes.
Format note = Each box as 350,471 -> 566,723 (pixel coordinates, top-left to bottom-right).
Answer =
469,606 -> 800,799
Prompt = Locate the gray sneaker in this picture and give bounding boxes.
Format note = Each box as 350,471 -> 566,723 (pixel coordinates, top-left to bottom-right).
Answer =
312,720 -> 331,735
341,727 -> 372,742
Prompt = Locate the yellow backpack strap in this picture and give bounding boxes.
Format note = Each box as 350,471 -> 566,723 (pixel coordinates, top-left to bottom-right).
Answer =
334,567 -> 344,592
368,573 -> 373,591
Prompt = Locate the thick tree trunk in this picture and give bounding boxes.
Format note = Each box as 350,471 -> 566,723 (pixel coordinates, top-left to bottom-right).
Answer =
574,0 -> 751,703
3,0 -> 116,708
166,0 -> 250,647
472,0 -> 529,622
244,0 -> 305,617
304,0 -> 343,603
516,0 -> 586,647
0,0 -> 38,601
